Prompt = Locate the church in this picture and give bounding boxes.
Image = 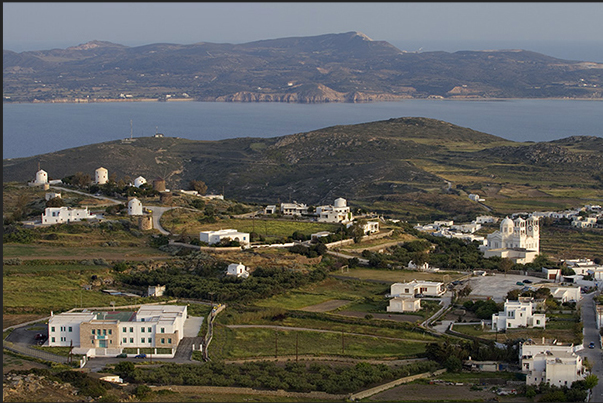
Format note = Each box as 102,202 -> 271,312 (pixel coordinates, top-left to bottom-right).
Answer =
480,216 -> 540,264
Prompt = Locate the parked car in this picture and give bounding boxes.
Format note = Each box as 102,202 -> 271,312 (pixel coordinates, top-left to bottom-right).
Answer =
116,353 -> 127,358
134,354 -> 147,359
523,279 -> 532,284
516,282 -> 524,286
589,342 -> 596,349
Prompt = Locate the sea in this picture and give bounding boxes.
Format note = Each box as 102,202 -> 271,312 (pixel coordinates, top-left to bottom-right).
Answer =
2,99 -> 602,160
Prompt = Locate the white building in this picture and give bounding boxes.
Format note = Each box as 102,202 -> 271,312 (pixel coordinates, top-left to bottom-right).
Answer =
542,267 -> 562,282
134,176 -> 147,188
468,193 -> 485,202
200,229 -> 250,247
280,202 -> 308,216
147,285 -> 166,297
311,231 -> 332,241
346,220 -> 379,234
563,258 -> 602,276
41,207 -> 97,225
316,198 -> 353,224
390,280 -> 445,298
549,286 -> 582,303
48,305 -> 188,357
520,341 -> 585,387
491,299 -> 546,331
34,169 -> 48,185
434,220 -> 454,228
264,205 -> 277,215
481,216 -> 540,264
45,192 -> 61,201
475,216 -> 498,224
451,222 -> 481,233
571,217 -> 597,228
226,262 -> 250,278
95,167 -> 108,185
387,296 -> 421,313
128,198 -> 143,216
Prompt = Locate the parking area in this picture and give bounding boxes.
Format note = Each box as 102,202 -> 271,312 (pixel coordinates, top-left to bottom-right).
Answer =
467,273 -> 554,302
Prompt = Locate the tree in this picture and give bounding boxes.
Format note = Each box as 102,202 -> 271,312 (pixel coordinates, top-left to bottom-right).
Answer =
584,374 -> 598,389
45,196 -> 64,207
189,180 -> 208,195
73,172 -> 92,188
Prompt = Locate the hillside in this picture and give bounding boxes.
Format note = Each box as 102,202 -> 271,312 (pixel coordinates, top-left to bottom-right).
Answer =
4,117 -> 603,219
4,32 -> 603,103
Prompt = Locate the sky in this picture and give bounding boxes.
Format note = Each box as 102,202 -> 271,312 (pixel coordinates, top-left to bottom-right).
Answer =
3,2 -> 603,62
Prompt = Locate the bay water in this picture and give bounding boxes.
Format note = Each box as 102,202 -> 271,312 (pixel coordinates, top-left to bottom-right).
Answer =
3,99 -> 602,160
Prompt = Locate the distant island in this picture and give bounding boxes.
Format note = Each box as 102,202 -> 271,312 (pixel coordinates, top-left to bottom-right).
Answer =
3,31 -> 603,103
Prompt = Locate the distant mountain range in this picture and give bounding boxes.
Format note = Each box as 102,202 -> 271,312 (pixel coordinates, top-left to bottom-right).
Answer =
3,32 -> 603,103
4,117 -> 602,218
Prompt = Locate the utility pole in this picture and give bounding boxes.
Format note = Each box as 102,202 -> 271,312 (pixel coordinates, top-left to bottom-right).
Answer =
275,331 -> 278,358
341,330 -> 345,354
296,332 -> 299,362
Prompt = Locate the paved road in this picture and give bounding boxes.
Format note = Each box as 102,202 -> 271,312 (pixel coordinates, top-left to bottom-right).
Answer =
578,292 -> 603,401
144,206 -> 174,235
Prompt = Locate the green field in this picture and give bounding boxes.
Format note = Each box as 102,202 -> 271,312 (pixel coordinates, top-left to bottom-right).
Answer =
209,326 -> 428,360
160,211 -> 341,240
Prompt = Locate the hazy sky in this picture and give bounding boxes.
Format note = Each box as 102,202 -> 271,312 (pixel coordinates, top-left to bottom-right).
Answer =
4,2 -> 603,61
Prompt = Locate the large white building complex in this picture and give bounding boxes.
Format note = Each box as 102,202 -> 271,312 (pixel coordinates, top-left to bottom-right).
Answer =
519,340 -> 585,387
491,298 -> 546,331
48,305 -> 188,357
480,216 -> 540,264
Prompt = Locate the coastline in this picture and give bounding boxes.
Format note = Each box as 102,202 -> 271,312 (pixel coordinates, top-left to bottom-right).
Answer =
3,96 -> 602,105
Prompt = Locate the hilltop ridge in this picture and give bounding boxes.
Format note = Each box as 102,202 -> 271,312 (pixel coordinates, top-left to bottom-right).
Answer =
4,32 -> 602,103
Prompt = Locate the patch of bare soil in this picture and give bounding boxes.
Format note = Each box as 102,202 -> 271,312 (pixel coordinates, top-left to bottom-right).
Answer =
3,314 -> 47,329
368,383 -> 501,402
3,353 -> 49,375
336,311 -> 422,323
300,300 -> 351,312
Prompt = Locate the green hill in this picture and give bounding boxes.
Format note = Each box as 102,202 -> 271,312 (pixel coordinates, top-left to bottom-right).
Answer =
4,117 -> 603,219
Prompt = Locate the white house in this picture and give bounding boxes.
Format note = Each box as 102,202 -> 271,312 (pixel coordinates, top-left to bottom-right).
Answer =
549,286 -> 582,303
572,217 -> 597,228
451,222 -> 481,233
45,192 -> 61,201
563,258 -> 602,276
468,194 -> 485,202
434,220 -> 454,228
311,231 -> 332,241
390,280 -> 445,298
226,262 -> 250,278
387,296 -> 421,313
519,341 -> 585,387
128,198 -> 143,216
481,216 -> 540,264
41,207 -> 97,224
95,167 -> 108,185
346,220 -> 379,234
491,299 -> 546,331
264,205 -> 277,215
134,176 -> 147,188
280,202 -> 308,216
542,267 -> 562,282
147,285 -> 166,297
474,216 -> 498,224
48,305 -> 188,357
316,198 -> 353,224
200,229 -> 250,247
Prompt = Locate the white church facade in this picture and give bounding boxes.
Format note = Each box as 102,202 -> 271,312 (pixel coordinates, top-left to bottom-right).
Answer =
480,216 -> 540,264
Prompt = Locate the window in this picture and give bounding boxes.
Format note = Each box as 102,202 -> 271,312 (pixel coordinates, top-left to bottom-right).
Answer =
161,328 -> 165,333
130,327 -> 133,333
68,327 -> 72,332
103,329 -> 107,336
108,329 -> 112,335
148,327 -> 151,333
123,338 -> 127,343
92,329 -> 96,335
141,338 -> 145,343
141,327 -> 145,333
148,338 -> 152,344
130,338 -> 133,343
123,327 -> 126,333
97,329 -> 101,335
141,318 -> 145,322
51,337 -> 55,342
168,338 -> 172,344
161,338 -> 165,344
51,327 -> 55,332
